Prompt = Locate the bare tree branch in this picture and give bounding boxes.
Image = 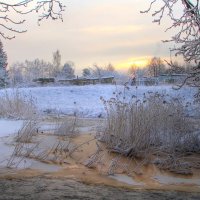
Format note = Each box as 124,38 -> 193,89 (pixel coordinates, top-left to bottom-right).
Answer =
0,0 -> 65,39
142,0 -> 200,63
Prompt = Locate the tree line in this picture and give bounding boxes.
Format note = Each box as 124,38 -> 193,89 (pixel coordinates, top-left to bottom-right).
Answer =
0,39 -> 197,87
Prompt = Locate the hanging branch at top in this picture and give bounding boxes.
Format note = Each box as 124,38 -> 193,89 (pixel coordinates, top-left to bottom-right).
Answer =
141,0 -> 200,63
0,0 -> 65,39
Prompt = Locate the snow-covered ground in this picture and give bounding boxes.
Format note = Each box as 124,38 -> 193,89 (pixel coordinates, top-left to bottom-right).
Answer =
0,85 -> 198,118
0,84 -> 198,139
0,85 -> 199,187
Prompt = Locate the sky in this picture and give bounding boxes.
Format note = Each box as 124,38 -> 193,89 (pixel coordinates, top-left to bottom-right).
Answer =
3,0 -> 180,74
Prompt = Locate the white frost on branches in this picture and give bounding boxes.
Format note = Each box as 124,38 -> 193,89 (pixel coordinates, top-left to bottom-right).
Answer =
0,40 -> 7,86
141,0 -> 200,63
0,0 -> 65,39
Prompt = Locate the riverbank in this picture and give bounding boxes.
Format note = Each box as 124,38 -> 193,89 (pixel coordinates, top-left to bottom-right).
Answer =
0,116 -> 200,200
0,176 -> 200,200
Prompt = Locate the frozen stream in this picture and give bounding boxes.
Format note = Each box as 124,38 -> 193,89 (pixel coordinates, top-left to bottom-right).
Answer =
0,120 -> 24,137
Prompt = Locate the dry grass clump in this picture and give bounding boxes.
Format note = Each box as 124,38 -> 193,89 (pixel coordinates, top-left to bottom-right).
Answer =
54,116 -> 79,138
7,119 -> 40,168
100,89 -> 200,174
7,117 -> 80,168
15,120 -> 39,143
0,89 -> 37,119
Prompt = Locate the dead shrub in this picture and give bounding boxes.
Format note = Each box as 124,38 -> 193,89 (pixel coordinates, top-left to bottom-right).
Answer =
0,88 -> 37,119
7,119 -> 40,168
100,87 -> 200,174
54,116 -> 79,138
15,120 -> 39,143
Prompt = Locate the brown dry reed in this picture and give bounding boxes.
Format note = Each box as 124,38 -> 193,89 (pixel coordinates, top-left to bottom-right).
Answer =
100,87 -> 200,174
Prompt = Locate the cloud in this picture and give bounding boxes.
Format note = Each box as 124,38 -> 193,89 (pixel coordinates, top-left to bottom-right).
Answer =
4,0 -> 176,73
79,25 -> 144,35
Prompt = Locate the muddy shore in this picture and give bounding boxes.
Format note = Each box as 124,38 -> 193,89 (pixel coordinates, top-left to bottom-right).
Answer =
0,177 -> 200,200
0,116 -> 200,199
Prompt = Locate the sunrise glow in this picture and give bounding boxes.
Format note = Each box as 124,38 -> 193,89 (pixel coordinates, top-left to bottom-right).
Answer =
116,58 -> 149,70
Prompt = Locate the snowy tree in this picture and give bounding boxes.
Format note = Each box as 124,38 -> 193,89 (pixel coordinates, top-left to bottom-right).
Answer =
52,50 -> 61,77
0,40 -> 8,86
9,59 -> 54,84
147,57 -> 166,77
106,63 -> 115,72
62,62 -> 75,79
82,68 -> 91,77
0,0 -> 65,39
25,59 -> 54,80
128,64 -> 138,77
91,64 -> 104,79
91,64 -> 117,78
143,0 -> 200,96
9,62 -> 24,85
142,0 -> 200,63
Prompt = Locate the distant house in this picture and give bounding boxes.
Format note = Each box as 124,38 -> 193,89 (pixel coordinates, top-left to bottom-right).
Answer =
33,77 -> 55,84
131,74 -> 187,86
58,76 -> 115,85
159,74 -> 187,84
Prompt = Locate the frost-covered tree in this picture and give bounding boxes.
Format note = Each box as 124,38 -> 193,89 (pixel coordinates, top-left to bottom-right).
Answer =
143,0 -> 200,96
25,59 -> 54,80
52,50 -> 61,76
0,0 -> 65,39
128,64 -> 138,77
9,62 -> 24,85
91,63 -> 117,78
62,62 -> 75,79
0,40 -> 8,86
82,68 -> 91,77
142,0 -> 200,63
147,57 -> 166,77
106,63 -> 115,72
9,59 -> 54,84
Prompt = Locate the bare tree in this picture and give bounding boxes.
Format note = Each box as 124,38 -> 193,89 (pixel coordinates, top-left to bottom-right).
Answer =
82,68 -> 91,77
106,63 -> 115,72
128,64 -> 138,77
0,40 -> 8,86
52,49 -> 61,76
9,62 -> 24,85
62,61 -> 75,79
142,1 -> 200,97
147,57 -> 166,77
141,0 -> 200,63
0,0 -> 65,39
9,59 -> 54,85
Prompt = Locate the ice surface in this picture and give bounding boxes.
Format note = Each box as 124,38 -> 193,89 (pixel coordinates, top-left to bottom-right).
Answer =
154,174 -> 200,185
0,120 -> 23,137
109,174 -> 144,186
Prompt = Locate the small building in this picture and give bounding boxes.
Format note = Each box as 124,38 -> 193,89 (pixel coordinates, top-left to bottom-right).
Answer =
131,74 -> 187,86
58,76 -> 115,85
33,77 -> 55,84
158,74 -> 187,84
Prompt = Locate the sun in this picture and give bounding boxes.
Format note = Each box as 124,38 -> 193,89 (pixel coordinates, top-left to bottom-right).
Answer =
116,58 -> 148,70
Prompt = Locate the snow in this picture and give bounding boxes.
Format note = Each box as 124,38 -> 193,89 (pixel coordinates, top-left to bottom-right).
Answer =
0,84 -> 198,146
0,85 -> 198,118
